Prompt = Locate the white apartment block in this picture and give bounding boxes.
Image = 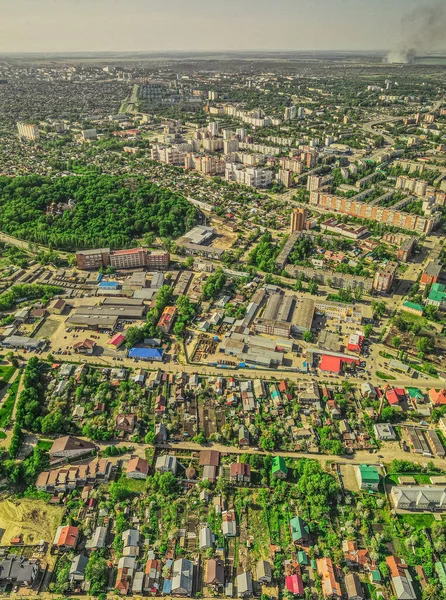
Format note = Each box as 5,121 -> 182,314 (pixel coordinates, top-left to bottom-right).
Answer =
225,163 -> 273,188
17,122 -> 39,141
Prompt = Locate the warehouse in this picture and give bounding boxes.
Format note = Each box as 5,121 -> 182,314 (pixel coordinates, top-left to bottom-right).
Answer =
102,297 -> 145,307
66,315 -> 118,331
72,305 -> 146,320
2,335 -> 44,350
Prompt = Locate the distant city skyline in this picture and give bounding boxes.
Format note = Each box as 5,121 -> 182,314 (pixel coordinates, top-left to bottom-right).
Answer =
1,0 -> 445,54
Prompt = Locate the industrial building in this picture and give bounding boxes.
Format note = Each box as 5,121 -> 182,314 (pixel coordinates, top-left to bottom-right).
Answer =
255,293 -> 315,337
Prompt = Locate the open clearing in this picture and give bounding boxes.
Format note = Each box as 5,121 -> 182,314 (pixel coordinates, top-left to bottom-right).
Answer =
0,498 -> 64,545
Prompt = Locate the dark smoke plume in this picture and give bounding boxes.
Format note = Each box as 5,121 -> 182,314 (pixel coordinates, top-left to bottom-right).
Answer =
387,2 -> 446,63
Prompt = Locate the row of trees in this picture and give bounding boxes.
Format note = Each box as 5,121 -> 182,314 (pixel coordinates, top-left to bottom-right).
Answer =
0,283 -> 62,312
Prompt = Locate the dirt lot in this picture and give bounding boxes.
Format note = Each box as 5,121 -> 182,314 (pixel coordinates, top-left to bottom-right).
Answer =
339,465 -> 360,492
0,498 -> 64,545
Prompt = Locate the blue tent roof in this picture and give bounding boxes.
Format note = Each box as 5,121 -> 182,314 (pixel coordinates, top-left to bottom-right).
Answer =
98,281 -> 119,289
129,347 -> 164,360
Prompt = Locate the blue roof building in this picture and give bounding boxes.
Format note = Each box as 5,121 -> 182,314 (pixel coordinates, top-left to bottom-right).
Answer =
128,347 -> 164,362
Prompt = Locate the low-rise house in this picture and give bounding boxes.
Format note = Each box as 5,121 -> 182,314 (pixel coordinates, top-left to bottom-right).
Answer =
36,458 -> 113,492
155,423 -> 167,443
342,540 -> 372,570
126,457 -> 149,479
374,423 -> 397,441
222,510 -> 237,537
53,525 -> 79,551
429,388 -> 446,407
69,555 -> 89,583
85,526 -> 108,551
199,450 -> 220,467
285,572 -> 304,596
237,572 -> 253,597
256,560 -> 272,584
144,558 -> 162,593
238,426 -> 250,446
202,465 -> 217,483
271,456 -> 288,479
155,454 -> 177,474
345,572 -> 364,600
206,558 -> 224,590
171,558 -> 194,597
230,462 -> 251,484
391,485 -> 446,511
115,413 -> 136,434
199,527 -> 213,551
0,556 -> 40,588
49,436 -> 96,460
115,556 -> 136,595
122,529 -> 140,557
355,465 -> 380,491
316,557 -> 341,598
73,339 -> 96,354
361,382 -> 376,399
290,516 -> 309,545
386,556 -> 416,600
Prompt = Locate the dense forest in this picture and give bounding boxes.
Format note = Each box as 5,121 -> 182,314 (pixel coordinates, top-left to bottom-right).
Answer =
0,175 -> 197,250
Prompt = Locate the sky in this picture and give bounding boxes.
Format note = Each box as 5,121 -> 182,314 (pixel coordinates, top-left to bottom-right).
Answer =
0,0 -> 443,54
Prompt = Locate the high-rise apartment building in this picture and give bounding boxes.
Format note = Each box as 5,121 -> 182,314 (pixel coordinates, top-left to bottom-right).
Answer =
290,208 -> 307,233
278,169 -> 292,188
373,262 -> 398,293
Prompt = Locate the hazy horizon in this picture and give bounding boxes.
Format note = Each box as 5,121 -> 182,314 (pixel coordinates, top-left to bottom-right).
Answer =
1,0 -> 445,55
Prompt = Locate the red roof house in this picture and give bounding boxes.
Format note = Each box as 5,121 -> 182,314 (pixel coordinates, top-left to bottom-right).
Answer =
429,388 -> 446,406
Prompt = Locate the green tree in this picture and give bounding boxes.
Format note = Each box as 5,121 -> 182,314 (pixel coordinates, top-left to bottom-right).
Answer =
303,331 -> 314,343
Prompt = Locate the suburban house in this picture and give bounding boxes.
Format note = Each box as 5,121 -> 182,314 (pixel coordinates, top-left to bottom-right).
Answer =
345,572 -> 365,600
271,456 -> 288,479
206,558 -> 224,590
256,560 -> 272,584
237,572 -> 253,597
316,557 -> 342,598
290,516 -> 309,544
230,463 -> 251,484
69,555 -> 89,584
53,525 -> 79,551
144,558 -> 162,593
155,455 -> 178,474
0,556 -> 40,588
355,465 -> 380,491
171,558 -> 194,597
126,457 -> 149,479
386,556 -> 417,600
199,527 -> 213,551
115,414 -> 136,434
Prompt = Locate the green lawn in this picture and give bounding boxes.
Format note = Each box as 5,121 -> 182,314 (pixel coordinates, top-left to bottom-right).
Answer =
117,476 -> 147,494
0,365 -> 16,391
36,439 -> 54,451
0,378 -> 19,428
397,513 -> 435,531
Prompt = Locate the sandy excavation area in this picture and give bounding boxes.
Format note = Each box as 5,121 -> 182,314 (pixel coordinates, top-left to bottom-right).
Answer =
0,498 -> 64,545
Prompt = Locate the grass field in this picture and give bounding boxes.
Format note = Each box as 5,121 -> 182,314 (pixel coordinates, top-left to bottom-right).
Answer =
0,364 -> 16,392
397,513 -> 435,530
36,439 -> 54,451
0,378 -> 19,428
0,498 -> 64,545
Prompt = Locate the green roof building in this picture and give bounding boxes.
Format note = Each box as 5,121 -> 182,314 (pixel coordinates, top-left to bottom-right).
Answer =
290,516 -> 309,544
402,301 -> 424,316
297,550 -> 308,566
271,456 -> 288,479
407,387 -> 425,402
355,465 -> 380,491
427,283 -> 446,309
369,568 -> 381,583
